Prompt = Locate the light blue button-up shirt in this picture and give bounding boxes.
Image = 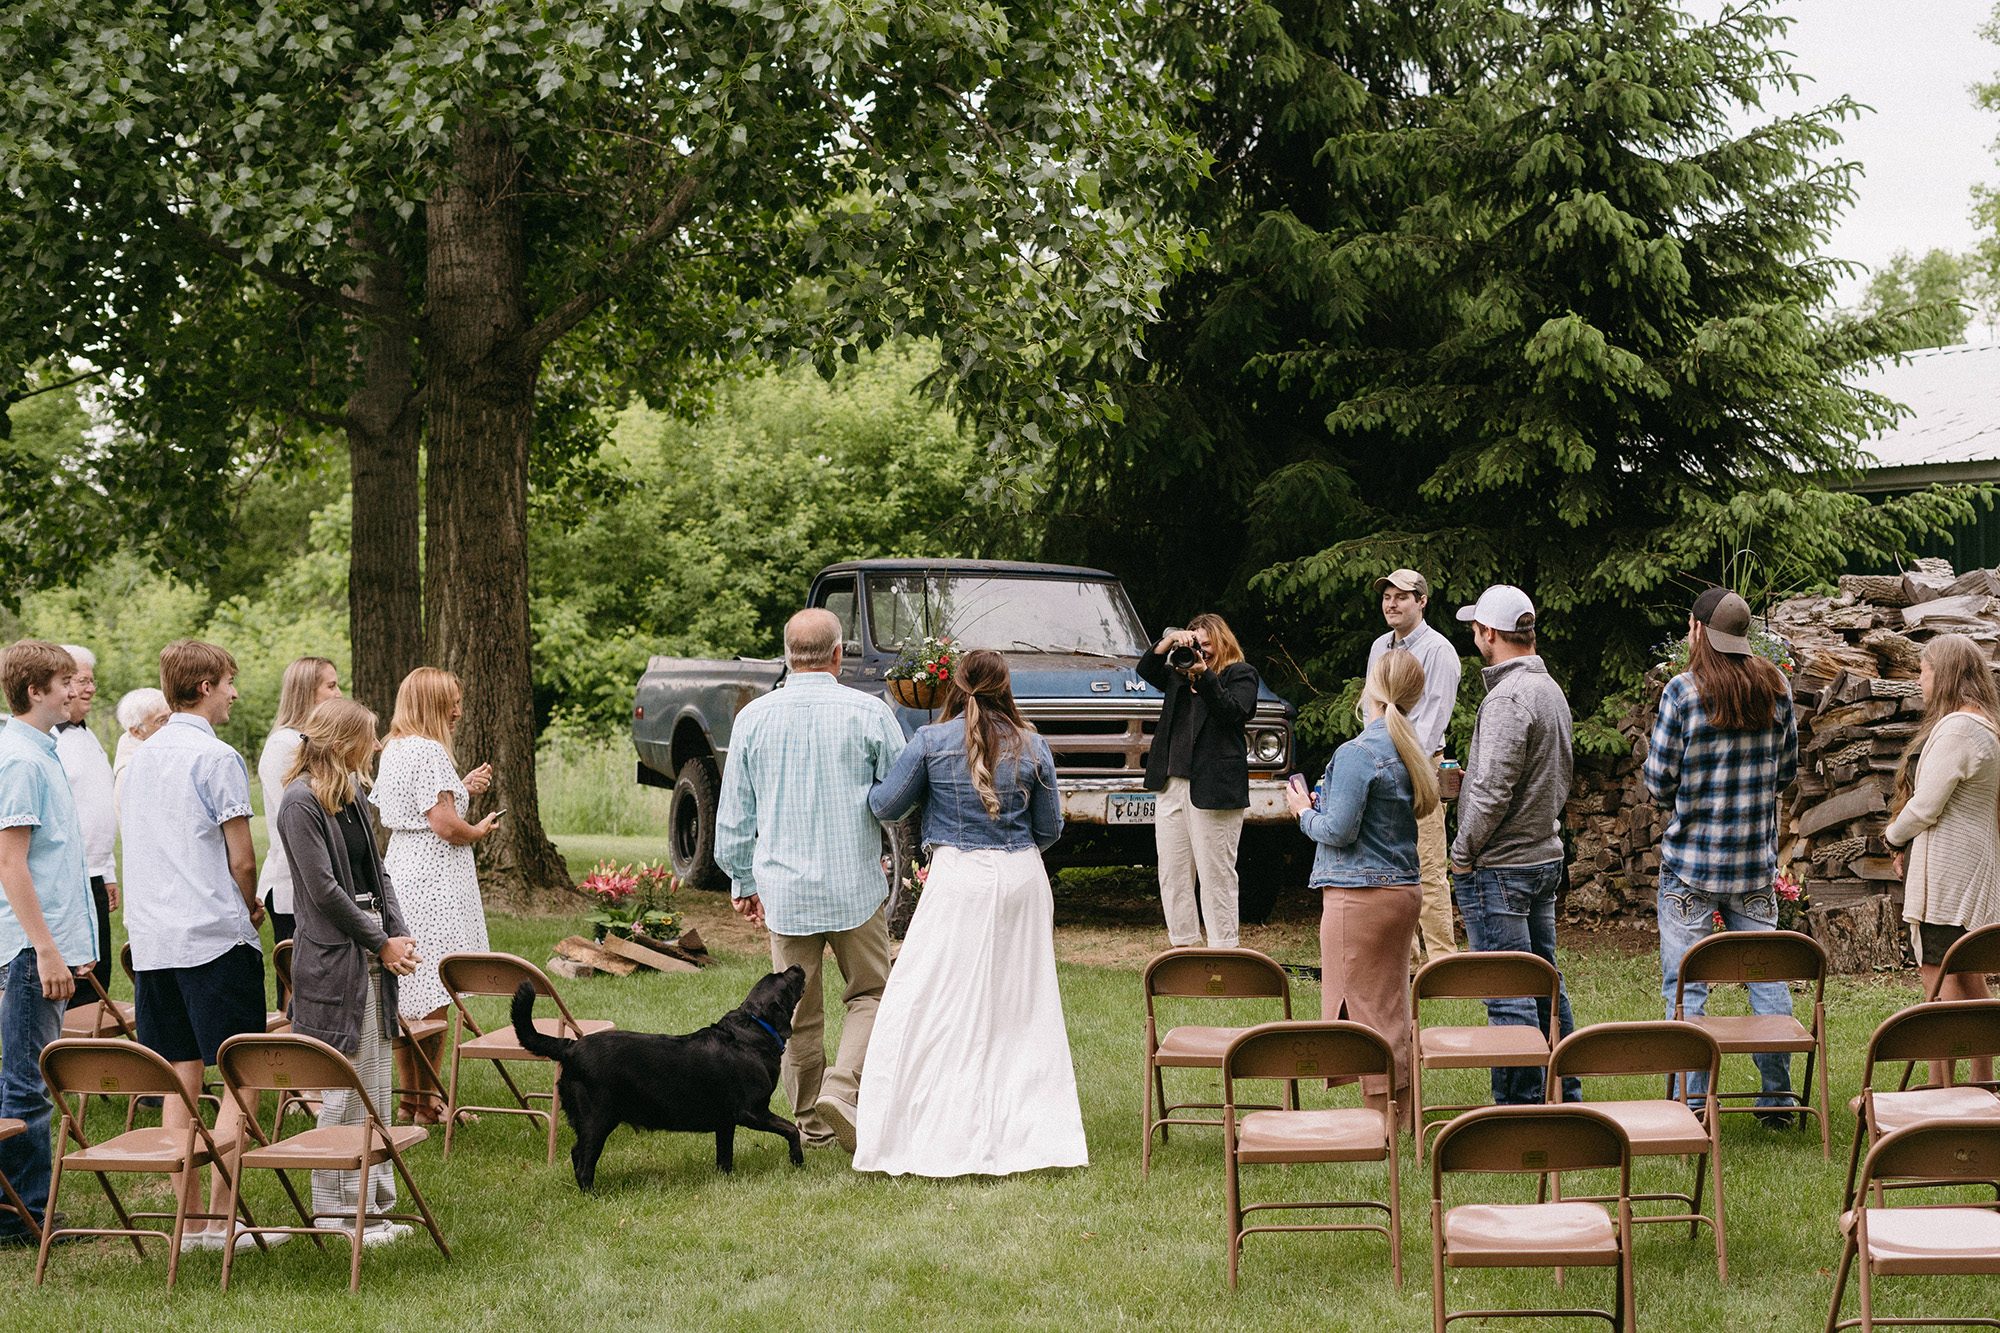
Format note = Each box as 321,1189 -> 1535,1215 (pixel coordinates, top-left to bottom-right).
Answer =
1367,620 -> 1463,756
714,673 -> 907,936
120,713 -> 260,971
0,717 -> 96,967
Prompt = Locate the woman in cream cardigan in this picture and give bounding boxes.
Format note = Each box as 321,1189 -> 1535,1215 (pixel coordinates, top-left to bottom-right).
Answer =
1886,632 -> 1999,1085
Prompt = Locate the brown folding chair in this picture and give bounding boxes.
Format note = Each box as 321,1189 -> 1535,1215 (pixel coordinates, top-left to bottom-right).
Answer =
1895,926 -> 2000,1091
34,1038 -> 264,1290
1412,952 -> 1561,1163
1842,1000 -> 2000,1213
0,1118 -> 41,1247
1828,1119 -> 2000,1333
437,952 -> 614,1164
1547,1020 -> 1729,1279
1431,1106 -> 1635,1333
216,1033 -> 449,1292
63,964 -> 137,1040
1221,1020 -> 1404,1288
1142,947 -> 1296,1176
273,940 -> 452,1128
1672,929 -> 1832,1157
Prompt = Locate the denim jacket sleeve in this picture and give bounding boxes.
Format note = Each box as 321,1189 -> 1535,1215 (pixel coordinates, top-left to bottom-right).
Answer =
868,726 -> 931,822
1298,743 -> 1373,849
1027,736 -> 1063,850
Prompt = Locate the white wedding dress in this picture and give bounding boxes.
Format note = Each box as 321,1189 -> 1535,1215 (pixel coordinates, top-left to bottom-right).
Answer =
853,845 -> 1089,1177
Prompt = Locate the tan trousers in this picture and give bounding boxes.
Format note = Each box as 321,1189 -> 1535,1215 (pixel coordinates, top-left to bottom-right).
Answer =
769,906 -> 891,1145
1411,798 -> 1458,965
1155,777 -> 1246,948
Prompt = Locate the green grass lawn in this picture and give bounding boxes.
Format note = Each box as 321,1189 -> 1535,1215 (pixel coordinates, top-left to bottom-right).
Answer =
8,911 -> 1996,1331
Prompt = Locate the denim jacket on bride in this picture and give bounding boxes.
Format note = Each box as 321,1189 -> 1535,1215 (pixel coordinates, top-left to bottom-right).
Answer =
869,721 -> 1064,853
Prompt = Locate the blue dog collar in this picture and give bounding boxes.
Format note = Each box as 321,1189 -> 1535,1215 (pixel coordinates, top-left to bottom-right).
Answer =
751,1015 -> 785,1050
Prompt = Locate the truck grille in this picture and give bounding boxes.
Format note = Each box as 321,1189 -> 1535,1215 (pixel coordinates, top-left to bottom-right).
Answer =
1020,707 -> 1151,776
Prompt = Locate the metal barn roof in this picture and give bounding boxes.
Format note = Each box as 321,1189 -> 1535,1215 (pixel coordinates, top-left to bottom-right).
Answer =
1848,341 -> 2000,492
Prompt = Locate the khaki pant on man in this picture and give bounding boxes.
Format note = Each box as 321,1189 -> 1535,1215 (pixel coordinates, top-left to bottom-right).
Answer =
1155,777 -> 1246,948
769,905 -> 891,1146
1411,798 -> 1458,965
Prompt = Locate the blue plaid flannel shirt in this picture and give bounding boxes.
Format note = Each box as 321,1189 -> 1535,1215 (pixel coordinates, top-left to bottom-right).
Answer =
1643,672 -> 1798,896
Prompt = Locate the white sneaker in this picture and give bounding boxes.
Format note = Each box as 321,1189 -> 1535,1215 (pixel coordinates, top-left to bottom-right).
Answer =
231,1230 -> 290,1253
361,1223 -> 413,1247
178,1231 -> 221,1254
814,1096 -> 859,1153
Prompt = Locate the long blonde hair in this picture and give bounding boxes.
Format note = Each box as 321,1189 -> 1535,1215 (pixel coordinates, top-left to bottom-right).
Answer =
1895,633 -> 2000,811
273,656 -> 337,731
940,650 -> 1034,819
1187,613 -> 1244,671
1360,651 -> 1440,819
388,667 -> 461,759
284,698 -> 380,814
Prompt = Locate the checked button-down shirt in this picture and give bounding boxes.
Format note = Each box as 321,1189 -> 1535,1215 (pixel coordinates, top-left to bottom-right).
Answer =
1644,671 -> 1798,896
714,672 -> 907,937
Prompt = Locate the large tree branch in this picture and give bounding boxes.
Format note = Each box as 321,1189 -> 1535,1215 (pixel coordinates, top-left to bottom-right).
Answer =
519,171 -> 704,361
165,211 -> 428,339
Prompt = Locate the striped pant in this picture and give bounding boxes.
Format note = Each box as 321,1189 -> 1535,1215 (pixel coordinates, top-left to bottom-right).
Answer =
310,966 -> 398,1227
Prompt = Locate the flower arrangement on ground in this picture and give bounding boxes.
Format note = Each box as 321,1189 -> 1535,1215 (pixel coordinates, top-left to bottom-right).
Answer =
582,859 -> 685,943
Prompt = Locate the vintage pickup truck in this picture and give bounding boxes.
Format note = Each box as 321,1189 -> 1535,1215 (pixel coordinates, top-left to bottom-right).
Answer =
631,559 -> 1305,921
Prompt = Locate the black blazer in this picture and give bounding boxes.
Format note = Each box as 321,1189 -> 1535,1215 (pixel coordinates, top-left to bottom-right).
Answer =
1136,651 -> 1259,810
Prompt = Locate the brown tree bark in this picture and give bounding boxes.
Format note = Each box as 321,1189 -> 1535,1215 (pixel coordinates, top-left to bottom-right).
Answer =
343,234 -> 424,727
423,120 -> 572,908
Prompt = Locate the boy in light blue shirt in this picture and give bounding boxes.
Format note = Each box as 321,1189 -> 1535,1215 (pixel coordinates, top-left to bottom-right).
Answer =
0,640 -> 96,1245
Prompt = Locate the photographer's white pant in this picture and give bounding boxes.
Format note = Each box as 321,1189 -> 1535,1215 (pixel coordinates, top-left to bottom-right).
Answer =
1154,777 -> 1245,948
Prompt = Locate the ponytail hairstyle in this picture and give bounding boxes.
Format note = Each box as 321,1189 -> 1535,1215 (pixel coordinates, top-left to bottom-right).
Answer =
1359,650 -> 1440,820
283,697 -> 381,814
1894,633 -> 2000,809
940,649 -> 1035,819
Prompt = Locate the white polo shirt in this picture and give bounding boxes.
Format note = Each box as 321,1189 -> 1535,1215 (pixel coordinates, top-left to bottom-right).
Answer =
120,713 -> 260,971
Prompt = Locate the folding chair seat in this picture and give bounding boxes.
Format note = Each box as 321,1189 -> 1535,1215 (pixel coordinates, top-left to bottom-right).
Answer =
62,966 -> 137,1040
437,952 -> 614,1165
1672,929 -> 1831,1157
1547,1021 -> 1729,1279
0,1118 -> 40,1245
1142,947 -> 1296,1176
1431,1106 -> 1635,1333
1411,951 -> 1561,1162
215,1033 -> 449,1292
34,1038 -> 264,1290
1893,926 -> 2000,1093
1842,1000 -> 2000,1212
1222,1021 -> 1403,1288
1827,1119 -> 2000,1332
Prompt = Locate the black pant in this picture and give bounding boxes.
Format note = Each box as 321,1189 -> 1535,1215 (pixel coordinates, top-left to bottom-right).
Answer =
65,876 -> 112,1011
264,894 -> 294,1008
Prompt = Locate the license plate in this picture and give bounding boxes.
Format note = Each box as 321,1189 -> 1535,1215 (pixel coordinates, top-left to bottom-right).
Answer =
1107,793 -> 1155,824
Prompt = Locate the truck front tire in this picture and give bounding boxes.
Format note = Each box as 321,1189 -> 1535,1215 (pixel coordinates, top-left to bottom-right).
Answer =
670,758 -> 728,893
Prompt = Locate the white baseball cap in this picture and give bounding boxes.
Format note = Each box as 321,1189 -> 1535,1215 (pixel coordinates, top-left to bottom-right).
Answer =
1456,585 -> 1536,632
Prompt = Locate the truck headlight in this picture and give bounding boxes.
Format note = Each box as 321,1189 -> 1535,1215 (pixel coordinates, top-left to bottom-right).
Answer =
1248,729 -> 1285,764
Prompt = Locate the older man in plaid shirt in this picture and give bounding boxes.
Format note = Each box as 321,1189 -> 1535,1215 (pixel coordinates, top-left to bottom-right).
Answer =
1644,588 -> 1799,1115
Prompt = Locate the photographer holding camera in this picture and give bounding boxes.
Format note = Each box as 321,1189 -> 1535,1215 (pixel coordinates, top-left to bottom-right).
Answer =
1137,613 -> 1260,947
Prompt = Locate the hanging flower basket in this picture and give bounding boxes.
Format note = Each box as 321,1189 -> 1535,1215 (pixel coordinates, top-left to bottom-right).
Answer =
888,677 -> 947,710
886,636 -> 956,711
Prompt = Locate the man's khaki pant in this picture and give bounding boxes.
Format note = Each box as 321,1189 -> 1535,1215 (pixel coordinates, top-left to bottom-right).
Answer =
1155,777 -> 1245,948
1412,797 -> 1457,964
769,906 -> 891,1145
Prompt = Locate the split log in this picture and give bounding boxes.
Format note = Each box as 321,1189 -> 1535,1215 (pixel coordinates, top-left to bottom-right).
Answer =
1797,784 -> 1887,838
555,936 -> 639,976
1839,574 -> 1912,607
1901,594 -> 1998,632
1805,895 -> 1908,974
597,934 -> 701,973
1861,628 -> 1923,677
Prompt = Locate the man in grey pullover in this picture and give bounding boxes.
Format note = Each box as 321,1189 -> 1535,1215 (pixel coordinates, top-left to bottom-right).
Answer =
1447,585 -> 1581,1103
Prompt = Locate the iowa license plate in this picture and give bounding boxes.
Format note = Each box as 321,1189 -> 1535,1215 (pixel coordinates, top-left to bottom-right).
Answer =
1107,793 -> 1156,824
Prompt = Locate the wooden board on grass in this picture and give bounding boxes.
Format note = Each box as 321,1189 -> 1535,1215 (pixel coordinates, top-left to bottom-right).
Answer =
598,934 -> 701,973
555,936 -> 639,976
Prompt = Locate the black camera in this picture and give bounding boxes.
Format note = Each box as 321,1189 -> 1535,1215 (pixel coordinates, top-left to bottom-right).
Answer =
1165,643 -> 1200,670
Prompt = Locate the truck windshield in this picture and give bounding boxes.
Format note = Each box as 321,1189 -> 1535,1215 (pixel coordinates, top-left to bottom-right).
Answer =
866,575 -> 1150,658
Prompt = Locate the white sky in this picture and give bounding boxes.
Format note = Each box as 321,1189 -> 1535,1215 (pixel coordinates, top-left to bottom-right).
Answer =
1682,0 -> 1997,313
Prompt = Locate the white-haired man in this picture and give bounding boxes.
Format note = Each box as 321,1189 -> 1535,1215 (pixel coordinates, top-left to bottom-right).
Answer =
715,607 -> 907,1152
53,646 -> 117,1004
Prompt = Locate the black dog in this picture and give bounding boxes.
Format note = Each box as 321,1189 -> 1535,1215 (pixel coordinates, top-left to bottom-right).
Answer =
510,965 -> 808,1189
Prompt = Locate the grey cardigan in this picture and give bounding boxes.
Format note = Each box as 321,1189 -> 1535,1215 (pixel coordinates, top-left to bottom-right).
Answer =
274,776 -> 407,1053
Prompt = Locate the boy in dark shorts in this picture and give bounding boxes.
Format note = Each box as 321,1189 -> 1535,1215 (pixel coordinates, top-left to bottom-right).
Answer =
120,640 -> 275,1252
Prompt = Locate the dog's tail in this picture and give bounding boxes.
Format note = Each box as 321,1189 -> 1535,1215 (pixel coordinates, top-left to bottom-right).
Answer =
510,982 -> 577,1065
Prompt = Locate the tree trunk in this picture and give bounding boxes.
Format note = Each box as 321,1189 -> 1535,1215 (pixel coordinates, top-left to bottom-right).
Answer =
423,121 -> 572,909
343,235 -> 423,726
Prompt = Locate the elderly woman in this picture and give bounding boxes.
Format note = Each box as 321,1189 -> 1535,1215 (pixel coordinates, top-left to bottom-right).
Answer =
275,696 -> 419,1242
110,686 -> 170,820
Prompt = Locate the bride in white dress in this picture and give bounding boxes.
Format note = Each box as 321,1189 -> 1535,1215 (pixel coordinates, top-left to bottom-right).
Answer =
855,649 -> 1088,1177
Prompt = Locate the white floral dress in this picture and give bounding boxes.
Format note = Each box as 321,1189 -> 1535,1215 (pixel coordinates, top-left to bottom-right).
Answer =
371,736 -> 487,1019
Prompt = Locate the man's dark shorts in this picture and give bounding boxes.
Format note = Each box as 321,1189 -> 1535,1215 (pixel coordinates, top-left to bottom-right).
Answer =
134,943 -> 266,1065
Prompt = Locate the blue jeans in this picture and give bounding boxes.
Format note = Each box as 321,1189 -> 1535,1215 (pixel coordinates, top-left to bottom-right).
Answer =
0,947 -> 66,1236
1658,871 -> 1793,1107
1452,864 -> 1582,1104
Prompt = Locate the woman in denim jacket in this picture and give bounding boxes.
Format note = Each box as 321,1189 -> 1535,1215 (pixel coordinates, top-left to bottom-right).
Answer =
1286,650 -> 1438,1131
853,649 -> 1085,1177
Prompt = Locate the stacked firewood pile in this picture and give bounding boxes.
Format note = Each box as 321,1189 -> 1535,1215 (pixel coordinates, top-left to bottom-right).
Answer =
1562,558 -> 2000,972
